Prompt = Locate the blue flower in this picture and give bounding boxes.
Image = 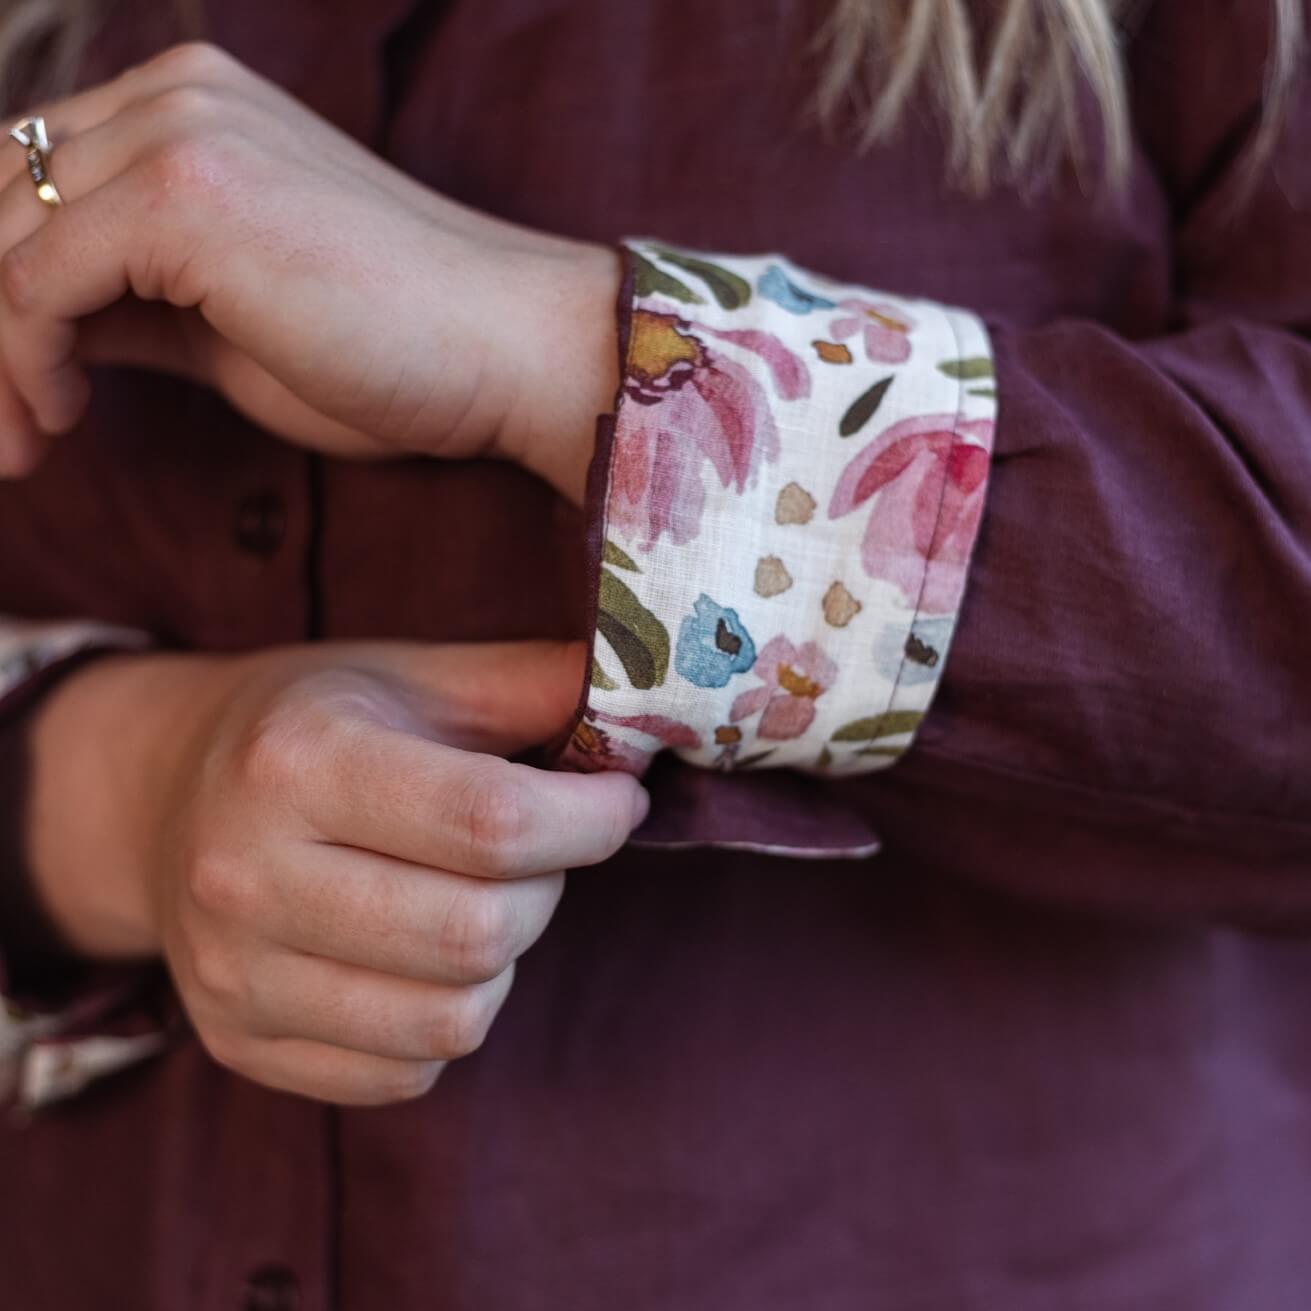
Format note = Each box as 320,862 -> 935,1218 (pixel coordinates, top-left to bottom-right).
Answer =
758,264 -> 836,315
675,595 -> 757,688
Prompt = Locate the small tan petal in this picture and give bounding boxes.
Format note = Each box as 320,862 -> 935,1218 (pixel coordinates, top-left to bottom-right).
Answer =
755,555 -> 793,598
823,581 -> 862,628
812,340 -> 854,365
775,482 -> 816,525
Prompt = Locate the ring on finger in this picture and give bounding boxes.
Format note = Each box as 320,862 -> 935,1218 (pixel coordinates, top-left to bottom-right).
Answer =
8,116 -> 63,208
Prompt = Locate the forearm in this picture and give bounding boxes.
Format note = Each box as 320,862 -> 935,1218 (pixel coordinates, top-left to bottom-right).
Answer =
26,650 -> 235,961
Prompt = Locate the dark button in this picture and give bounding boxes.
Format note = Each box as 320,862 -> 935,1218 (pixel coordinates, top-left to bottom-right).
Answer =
234,492 -> 287,559
241,1263 -> 301,1311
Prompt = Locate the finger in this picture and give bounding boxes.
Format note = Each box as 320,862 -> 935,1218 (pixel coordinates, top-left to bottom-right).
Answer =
259,843 -> 564,985
204,1030 -> 448,1107
0,102 -> 200,433
0,87 -> 181,262
376,640 -> 591,756
76,301 -> 392,458
304,727 -> 647,878
0,371 -> 46,476
0,77 -> 138,196
0,42 -> 276,193
247,953 -> 515,1063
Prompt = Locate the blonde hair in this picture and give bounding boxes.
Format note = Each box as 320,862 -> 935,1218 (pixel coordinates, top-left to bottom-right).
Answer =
816,0 -> 1305,193
0,0 -> 1303,194
0,0 -> 201,104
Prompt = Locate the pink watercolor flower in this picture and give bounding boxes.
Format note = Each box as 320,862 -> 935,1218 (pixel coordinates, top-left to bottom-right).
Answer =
729,636 -> 838,740
829,413 -> 994,616
828,299 -> 915,364
609,309 -> 810,549
564,709 -> 702,775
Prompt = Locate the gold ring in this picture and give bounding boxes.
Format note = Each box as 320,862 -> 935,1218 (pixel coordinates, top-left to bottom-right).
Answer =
9,116 -> 62,208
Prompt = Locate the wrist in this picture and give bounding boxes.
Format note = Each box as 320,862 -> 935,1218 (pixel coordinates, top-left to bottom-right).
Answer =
499,240 -> 622,506
26,650 -> 237,961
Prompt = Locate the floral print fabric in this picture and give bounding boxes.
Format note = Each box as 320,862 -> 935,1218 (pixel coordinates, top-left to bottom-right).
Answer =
564,242 -> 997,776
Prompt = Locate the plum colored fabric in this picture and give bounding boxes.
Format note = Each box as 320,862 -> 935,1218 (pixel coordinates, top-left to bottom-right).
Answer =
1,1 -> 1310,1308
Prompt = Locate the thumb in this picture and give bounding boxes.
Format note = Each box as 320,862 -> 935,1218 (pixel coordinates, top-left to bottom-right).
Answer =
362,639 -> 592,758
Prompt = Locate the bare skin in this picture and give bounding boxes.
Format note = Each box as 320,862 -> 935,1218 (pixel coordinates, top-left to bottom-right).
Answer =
1,43 -> 634,1105
26,640 -> 646,1105
0,41 -> 618,502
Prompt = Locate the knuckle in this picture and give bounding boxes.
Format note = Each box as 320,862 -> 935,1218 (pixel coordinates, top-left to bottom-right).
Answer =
187,939 -> 248,1012
443,884 -> 518,982
383,1060 -> 444,1104
149,82 -> 226,126
237,703 -> 316,797
155,40 -> 235,81
142,134 -> 233,206
455,770 -> 526,875
197,1025 -> 251,1076
428,989 -> 497,1060
185,849 -> 255,919
0,246 -> 37,315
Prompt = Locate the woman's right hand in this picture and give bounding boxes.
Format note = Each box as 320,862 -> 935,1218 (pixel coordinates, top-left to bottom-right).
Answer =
24,640 -> 645,1105
0,42 -> 619,504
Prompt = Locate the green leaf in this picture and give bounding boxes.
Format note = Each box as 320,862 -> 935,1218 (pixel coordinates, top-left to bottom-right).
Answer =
830,710 -> 925,743
968,386 -> 996,399
650,247 -> 752,310
590,658 -> 618,691
855,745 -> 904,758
602,540 -> 640,572
631,251 -> 704,305
597,570 -> 670,689
814,746 -> 834,770
734,749 -> 777,770
839,375 -> 894,437
938,357 -> 994,381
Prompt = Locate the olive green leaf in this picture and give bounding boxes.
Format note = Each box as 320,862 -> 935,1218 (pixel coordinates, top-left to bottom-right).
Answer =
839,375 -> 895,437
855,745 -> 904,758
734,749 -> 777,770
597,570 -> 670,689
603,540 -> 640,572
967,386 -> 996,399
650,247 -> 752,310
590,658 -> 618,691
632,251 -> 704,305
938,357 -> 994,381
830,710 -> 925,742
814,745 -> 834,770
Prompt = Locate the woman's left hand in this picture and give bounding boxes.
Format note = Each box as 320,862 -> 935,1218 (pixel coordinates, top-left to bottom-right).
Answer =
0,41 -> 619,502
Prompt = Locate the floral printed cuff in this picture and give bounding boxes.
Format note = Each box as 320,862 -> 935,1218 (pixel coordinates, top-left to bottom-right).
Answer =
562,242 -> 997,777
0,618 -> 149,707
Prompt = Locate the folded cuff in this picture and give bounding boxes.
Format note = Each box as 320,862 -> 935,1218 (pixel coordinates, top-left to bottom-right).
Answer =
562,241 -> 997,778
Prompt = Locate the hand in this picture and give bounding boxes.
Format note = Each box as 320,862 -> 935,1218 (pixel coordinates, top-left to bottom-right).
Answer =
26,640 -> 645,1105
0,42 -> 620,502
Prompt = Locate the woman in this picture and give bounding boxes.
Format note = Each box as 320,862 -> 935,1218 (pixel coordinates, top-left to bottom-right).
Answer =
1,0 -> 1309,1306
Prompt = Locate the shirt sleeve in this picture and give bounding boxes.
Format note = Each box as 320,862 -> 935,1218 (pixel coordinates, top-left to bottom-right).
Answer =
562,11 -> 1311,917
0,619 -> 174,1113
560,242 -> 997,779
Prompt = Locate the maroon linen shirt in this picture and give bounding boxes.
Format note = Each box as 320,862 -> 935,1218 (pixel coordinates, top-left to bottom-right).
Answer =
3,1 -> 1311,1308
